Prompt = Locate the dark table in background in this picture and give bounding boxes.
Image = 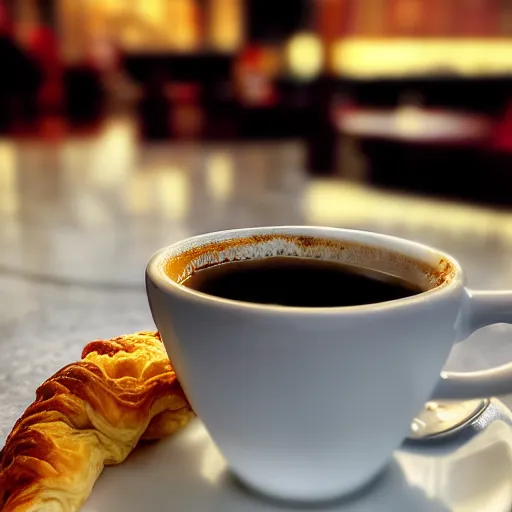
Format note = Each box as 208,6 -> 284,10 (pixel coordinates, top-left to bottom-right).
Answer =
336,107 -> 512,208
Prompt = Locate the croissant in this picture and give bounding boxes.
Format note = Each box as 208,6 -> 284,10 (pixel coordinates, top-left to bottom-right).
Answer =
0,331 -> 195,512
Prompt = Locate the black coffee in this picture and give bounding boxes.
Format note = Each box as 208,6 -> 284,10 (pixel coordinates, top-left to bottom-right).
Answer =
182,257 -> 422,307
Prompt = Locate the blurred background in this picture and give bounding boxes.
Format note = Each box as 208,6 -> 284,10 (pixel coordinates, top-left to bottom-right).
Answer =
3,0 -> 512,443
2,0 -> 512,281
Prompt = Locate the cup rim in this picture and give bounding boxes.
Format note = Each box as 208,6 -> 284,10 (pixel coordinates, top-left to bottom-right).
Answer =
146,226 -> 464,316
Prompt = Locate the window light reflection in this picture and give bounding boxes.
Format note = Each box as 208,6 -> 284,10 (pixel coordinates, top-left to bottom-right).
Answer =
88,120 -> 135,187
127,165 -> 190,219
206,152 -> 234,202
0,141 -> 19,214
155,167 -> 190,220
305,181 -> 512,237
126,173 -> 152,214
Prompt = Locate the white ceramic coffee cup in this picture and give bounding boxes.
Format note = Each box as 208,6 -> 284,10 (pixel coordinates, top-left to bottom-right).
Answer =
146,226 -> 512,502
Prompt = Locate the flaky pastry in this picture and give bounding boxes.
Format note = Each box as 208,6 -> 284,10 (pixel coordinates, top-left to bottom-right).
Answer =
0,331 -> 195,512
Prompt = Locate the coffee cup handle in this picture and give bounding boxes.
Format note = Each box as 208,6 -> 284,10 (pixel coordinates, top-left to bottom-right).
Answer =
431,289 -> 512,401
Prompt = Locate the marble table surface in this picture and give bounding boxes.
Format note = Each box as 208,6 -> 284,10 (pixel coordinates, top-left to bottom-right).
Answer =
1,117 -> 512,445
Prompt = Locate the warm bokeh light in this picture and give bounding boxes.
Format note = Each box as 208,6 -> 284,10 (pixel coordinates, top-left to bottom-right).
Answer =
206,151 -> 234,202
60,0 -> 204,55
333,38 -> 512,77
0,141 -> 18,214
286,32 -> 324,81
208,0 -> 244,52
304,180 -> 512,240
164,0 -> 200,51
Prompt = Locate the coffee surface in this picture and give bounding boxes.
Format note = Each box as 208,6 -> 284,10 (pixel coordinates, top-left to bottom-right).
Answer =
182,257 -> 422,307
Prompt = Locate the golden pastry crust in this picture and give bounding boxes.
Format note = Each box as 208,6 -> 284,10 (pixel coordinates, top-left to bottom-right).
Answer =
0,331 -> 195,512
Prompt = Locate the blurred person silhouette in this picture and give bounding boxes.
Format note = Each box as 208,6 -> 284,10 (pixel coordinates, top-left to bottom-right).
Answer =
0,3 -> 42,132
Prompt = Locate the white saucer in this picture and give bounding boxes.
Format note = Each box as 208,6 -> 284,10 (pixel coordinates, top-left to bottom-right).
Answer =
84,406 -> 512,512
